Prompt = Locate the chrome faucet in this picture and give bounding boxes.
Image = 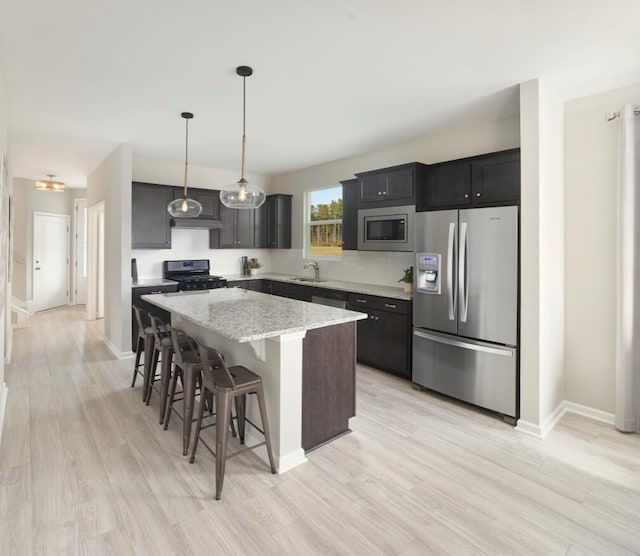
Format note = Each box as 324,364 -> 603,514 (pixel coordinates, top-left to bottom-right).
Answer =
303,260 -> 320,281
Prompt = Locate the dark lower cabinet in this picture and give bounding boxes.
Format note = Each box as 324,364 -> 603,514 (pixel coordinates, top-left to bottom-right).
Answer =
340,178 -> 358,250
347,293 -> 412,378
227,279 -> 263,291
131,284 -> 178,351
132,182 -> 173,249
270,281 -> 313,302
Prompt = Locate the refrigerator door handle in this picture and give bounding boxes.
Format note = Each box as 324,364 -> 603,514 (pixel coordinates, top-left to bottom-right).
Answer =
458,222 -> 469,322
447,222 -> 456,320
413,329 -> 514,357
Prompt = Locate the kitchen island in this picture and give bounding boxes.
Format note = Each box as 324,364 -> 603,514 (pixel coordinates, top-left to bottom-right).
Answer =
142,287 -> 366,473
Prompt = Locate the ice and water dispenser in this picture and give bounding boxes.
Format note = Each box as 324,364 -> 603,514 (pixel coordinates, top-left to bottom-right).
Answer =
416,253 -> 441,294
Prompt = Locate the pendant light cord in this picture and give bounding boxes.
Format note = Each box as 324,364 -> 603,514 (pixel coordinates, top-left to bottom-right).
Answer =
183,117 -> 189,197
241,74 -> 246,181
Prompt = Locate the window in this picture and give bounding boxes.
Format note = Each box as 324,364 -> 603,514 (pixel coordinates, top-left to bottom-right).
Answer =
307,186 -> 343,259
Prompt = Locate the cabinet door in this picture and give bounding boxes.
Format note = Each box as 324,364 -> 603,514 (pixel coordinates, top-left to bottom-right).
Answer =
349,306 -> 378,365
193,189 -> 220,218
472,150 -> 520,206
341,179 -> 358,250
234,208 -> 255,248
216,203 -> 237,248
132,182 -> 173,249
254,199 -> 268,248
421,162 -> 472,210
376,311 -> 410,377
359,175 -> 385,202
384,167 -> 414,201
267,195 -> 292,248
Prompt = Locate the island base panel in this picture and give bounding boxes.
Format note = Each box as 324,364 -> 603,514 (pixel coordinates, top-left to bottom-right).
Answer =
302,322 -> 356,451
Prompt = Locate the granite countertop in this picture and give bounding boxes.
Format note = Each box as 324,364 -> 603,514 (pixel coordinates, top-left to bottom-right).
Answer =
224,273 -> 412,301
132,278 -> 178,288
142,288 -> 367,343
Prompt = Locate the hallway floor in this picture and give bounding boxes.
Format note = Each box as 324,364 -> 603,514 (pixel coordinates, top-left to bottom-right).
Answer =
1,307 -> 639,555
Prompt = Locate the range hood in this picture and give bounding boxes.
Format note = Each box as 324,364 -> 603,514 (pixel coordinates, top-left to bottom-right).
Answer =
170,217 -> 222,230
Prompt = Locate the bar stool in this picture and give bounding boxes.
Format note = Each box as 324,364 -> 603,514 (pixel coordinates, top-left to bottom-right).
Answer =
145,313 -> 181,424
164,326 -> 228,455
131,305 -> 156,401
190,340 -> 276,500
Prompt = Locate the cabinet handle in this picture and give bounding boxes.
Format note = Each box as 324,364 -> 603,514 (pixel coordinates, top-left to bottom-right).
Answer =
384,303 -> 396,309
356,299 -> 367,304
476,193 -> 481,197
464,194 -> 469,198
377,192 -> 382,196
150,290 -> 162,294
382,191 -> 387,195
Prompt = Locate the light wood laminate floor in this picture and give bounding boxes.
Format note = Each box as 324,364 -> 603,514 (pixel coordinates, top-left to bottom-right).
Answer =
1,307 -> 640,555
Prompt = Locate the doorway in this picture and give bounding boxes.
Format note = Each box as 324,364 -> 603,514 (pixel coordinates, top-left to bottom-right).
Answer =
86,202 -> 105,320
33,212 -> 70,313
74,198 -> 87,304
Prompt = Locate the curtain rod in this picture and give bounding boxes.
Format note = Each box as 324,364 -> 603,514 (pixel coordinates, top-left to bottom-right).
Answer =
605,106 -> 639,121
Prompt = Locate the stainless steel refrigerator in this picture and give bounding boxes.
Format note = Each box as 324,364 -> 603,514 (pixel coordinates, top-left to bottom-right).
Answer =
412,205 -> 519,424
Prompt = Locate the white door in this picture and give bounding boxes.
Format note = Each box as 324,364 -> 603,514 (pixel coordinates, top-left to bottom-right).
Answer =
74,199 -> 87,304
33,212 -> 70,312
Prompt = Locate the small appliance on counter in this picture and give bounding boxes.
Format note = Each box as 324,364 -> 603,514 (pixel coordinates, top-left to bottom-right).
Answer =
163,259 -> 227,291
241,256 -> 249,276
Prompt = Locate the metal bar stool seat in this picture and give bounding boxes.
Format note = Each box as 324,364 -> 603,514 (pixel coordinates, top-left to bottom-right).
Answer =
190,340 -> 276,500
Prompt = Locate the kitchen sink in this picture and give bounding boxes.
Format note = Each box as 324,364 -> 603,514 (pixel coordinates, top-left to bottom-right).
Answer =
291,277 -> 328,283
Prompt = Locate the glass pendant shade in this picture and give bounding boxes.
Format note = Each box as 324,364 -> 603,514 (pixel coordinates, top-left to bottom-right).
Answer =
35,174 -> 66,192
167,111 -> 202,218
220,178 -> 266,209
167,196 -> 202,218
220,65 -> 266,210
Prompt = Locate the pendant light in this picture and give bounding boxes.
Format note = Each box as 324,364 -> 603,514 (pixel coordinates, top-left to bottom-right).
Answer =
35,174 -> 66,192
167,112 -> 203,218
220,66 -> 266,210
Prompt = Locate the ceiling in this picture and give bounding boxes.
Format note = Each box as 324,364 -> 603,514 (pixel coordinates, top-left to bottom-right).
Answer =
2,0 -> 640,188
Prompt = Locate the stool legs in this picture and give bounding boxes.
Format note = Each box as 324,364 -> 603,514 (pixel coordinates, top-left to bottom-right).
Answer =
235,395 -> 246,444
163,366 -> 181,431
131,335 -> 144,388
255,386 -> 277,474
215,391 -> 232,500
141,333 -> 154,402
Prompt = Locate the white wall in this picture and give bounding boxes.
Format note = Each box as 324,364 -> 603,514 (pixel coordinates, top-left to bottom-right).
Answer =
132,154 -> 272,277
270,115 -> 521,286
87,144 -> 132,357
564,82 -> 640,413
518,79 -> 566,433
0,70 -> 9,439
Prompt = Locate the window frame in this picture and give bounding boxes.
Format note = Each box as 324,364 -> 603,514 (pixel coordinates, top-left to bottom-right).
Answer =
304,185 -> 343,261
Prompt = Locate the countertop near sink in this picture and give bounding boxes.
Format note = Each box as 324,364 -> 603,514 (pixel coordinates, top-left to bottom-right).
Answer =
223,273 -> 412,301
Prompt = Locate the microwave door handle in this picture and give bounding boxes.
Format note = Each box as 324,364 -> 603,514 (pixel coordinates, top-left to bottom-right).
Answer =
459,221 -> 469,323
447,222 -> 456,320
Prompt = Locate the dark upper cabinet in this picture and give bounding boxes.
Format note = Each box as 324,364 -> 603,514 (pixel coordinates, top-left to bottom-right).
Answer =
340,178 -> 358,250
472,149 -> 521,206
211,203 -> 255,248
132,182 -> 173,249
255,194 -> 292,249
173,187 -> 220,219
355,163 -> 427,208
417,149 -> 520,211
421,161 -> 473,209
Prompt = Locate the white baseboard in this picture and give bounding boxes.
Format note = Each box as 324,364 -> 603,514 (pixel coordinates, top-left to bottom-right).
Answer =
104,336 -> 134,360
0,382 -> 8,447
516,400 -> 616,439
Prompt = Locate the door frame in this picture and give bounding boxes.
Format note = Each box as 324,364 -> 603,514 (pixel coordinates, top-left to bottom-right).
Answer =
73,198 -> 87,305
86,201 -> 105,321
32,211 -> 71,313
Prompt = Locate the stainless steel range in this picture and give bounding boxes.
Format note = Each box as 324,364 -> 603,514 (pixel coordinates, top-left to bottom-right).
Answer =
163,260 -> 227,291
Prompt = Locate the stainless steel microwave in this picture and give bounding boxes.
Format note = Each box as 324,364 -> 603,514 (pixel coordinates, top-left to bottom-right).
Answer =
357,205 -> 414,251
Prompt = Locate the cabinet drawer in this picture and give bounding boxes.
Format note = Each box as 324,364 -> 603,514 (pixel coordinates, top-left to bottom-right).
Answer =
271,281 -> 313,302
347,293 -> 409,315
